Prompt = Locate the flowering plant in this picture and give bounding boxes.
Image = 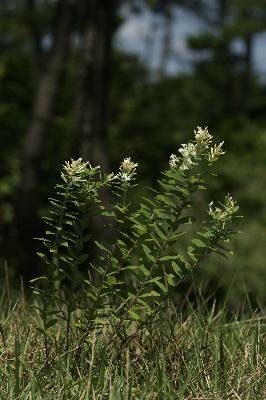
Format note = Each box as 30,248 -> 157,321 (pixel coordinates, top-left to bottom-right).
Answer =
32,126 -> 239,356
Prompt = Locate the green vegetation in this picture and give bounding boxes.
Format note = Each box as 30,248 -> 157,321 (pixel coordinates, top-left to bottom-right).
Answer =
2,129 -> 259,399
31,128 -> 238,353
0,293 -> 265,399
0,1 -> 266,396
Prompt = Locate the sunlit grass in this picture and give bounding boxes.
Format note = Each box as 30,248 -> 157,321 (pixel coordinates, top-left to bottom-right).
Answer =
0,287 -> 265,399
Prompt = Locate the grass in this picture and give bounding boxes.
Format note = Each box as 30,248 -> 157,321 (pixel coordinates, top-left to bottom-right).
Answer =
0,284 -> 265,400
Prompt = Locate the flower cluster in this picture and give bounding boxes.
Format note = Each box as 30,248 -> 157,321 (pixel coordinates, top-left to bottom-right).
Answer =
169,126 -> 225,172
209,194 -> 239,229
208,142 -> 225,161
117,157 -> 138,183
178,143 -> 197,171
194,126 -> 213,147
169,154 -> 179,168
106,172 -> 117,182
61,158 -> 99,183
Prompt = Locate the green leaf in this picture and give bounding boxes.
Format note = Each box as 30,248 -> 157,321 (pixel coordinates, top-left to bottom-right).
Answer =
125,265 -> 139,271
107,276 -> 116,286
134,224 -> 147,235
137,298 -> 152,312
37,252 -> 49,265
154,209 -> 171,221
177,187 -> 190,197
59,255 -> 73,263
159,255 -> 179,262
188,246 -> 197,262
192,238 -> 207,248
128,309 -> 140,320
172,262 -> 182,277
30,275 -> 48,283
142,244 -> 155,262
93,319 -> 107,325
95,241 -> 111,254
139,264 -> 150,277
140,208 -> 151,219
153,223 -> 166,240
140,290 -> 160,298
198,230 -> 214,239
86,292 -> 97,301
167,274 -> 175,286
154,280 -> 168,293
45,230 -> 55,235
167,232 -> 186,243
45,319 -> 58,329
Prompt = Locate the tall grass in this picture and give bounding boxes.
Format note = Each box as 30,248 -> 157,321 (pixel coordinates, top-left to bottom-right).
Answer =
0,288 -> 265,399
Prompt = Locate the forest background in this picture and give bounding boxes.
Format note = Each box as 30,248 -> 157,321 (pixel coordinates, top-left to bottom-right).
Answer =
1,0 -> 266,308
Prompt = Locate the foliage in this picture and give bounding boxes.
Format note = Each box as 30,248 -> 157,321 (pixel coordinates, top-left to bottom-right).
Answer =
32,127 -> 239,357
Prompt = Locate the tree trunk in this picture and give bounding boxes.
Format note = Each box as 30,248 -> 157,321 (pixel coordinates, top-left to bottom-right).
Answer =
72,0 -> 117,261
73,0 -> 116,171
16,0 -> 74,279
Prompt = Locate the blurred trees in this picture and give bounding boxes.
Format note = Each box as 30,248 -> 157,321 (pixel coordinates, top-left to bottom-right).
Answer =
0,0 -> 118,278
0,0 -> 266,303
17,0 -> 75,277
186,0 -> 266,118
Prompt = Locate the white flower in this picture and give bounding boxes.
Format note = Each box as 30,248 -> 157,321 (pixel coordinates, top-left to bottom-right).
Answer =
120,172 -> 131,182
61,158 -> 89,182
178,143 -> 197,158
169,154 -> 179,168
120,157 -> 138,174
208,194 -> 238,228
117,157 -> 138,183
224,194 -> 237,214
106,172 -> 118,182
63,158 -> 88,175
169,125 -> 225,173
170,143 -> 197,171
61,158 -> 100,183
180,157 -> 196,171
194,126 -> 213,147
208,142 -> 225,161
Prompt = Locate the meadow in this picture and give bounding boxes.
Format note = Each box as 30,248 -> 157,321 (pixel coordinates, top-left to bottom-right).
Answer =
1,129 -> 265,399
0,289 -> 265,399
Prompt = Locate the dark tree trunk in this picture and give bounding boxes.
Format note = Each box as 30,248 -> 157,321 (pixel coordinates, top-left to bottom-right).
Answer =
72,0 -> 117,259
16,0 -> 74,279
73,0 -> 116,172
